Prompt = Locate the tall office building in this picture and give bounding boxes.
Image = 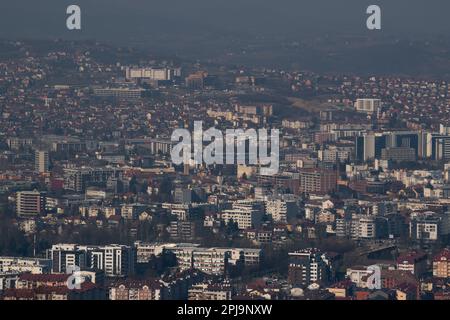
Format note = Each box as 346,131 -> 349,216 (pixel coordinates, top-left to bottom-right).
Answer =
35,150 -> 50,174
389,132 -> 420,158
355,134 -> 377,161
428,134 -> 450,161
16,190 -> 46,217
356,131 -> 423,161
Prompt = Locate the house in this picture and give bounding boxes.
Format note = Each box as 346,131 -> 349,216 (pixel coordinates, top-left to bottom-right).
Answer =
433,248 -> 450,278
139,211 -> 153,222
327,280 -> 354,298
395,283 -> 418,300
396,251 -> 427,276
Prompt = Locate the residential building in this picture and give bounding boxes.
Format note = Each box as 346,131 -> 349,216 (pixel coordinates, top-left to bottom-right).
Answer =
16,190 -> 46,217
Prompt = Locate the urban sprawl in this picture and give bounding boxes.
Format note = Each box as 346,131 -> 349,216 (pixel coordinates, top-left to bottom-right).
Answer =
0,40 -> 450,301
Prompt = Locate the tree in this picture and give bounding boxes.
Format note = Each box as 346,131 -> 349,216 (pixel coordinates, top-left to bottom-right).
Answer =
0,217 -> 30,256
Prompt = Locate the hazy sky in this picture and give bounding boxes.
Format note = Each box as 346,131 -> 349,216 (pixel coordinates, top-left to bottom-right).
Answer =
0,0 -> 448,43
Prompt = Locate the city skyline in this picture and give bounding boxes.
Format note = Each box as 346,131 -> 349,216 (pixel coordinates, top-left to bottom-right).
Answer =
0,1 -> 449,307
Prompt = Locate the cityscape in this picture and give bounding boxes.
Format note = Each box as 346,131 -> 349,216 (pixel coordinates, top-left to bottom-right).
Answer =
0,1 -> 450,304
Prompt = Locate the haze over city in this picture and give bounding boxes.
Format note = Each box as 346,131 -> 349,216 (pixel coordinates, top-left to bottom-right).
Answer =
0,0 -> 449,307
1,0 -> 449,40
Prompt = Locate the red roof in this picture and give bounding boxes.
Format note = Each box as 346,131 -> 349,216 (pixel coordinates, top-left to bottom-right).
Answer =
2,282 -> 98,299
108,215 -> 122,222
2,288 -> 35,299
434,248 -> 450,262
111,279 -> 163,290
394,282 -> 417,294
396,251 -> 426,264
19,273 -> 70,282
329,279 -> 354,289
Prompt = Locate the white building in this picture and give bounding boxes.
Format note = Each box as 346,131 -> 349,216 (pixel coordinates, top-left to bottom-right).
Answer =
354,99 -> 381,114
121,204 -> 146,220
221,200 -> 264,230
410,212 -> 450,242
192,249 -> 230,275
89,245 -> 134,278
125,67 -> 181,81
265,199 -> 298,223
0,257 -> 52,274
0,273 -> 20,291
134,243 -> 260,275
221,209 -> 263,230
35,150 -> 49,174
346,266 -> 372,288
48,244 -> 134,277
356,216 -> 377,239
188,283 -> 232,300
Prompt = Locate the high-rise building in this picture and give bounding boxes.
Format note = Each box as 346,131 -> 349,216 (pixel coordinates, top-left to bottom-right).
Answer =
257,173 -> 300,195
185,72 -> 207,90
48,244 -> 135,278
428,134 -> 450,161
336,214 -> 389,240
298,169 -> 337,195
16,190 -> 46,217
63,167 -> 123,193
381,147 -> 416,162
356,131 -> 424,162
192,249 -> 231,276
93,87 -> 144,100
288,249 -> 332,286
125,67 -> 181,81
265,198 -> 298,223
48,244 -> 88,273
174,187 -> 192,204
169,221 -> 196,241
35,150 -> 50,174
221,200 -> 264,230
354,99 -> 381,114
409,212 -> 450,242
89,245 -> 135,278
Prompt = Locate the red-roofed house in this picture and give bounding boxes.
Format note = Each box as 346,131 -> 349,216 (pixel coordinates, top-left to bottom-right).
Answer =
16,273 -> 70,289
395,283 -> 418,300
396,251 -> 427,276
433,248 -> 450,278
1,282 -> 103,300
327,280 -> 355,298
109,279 -> 164,300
